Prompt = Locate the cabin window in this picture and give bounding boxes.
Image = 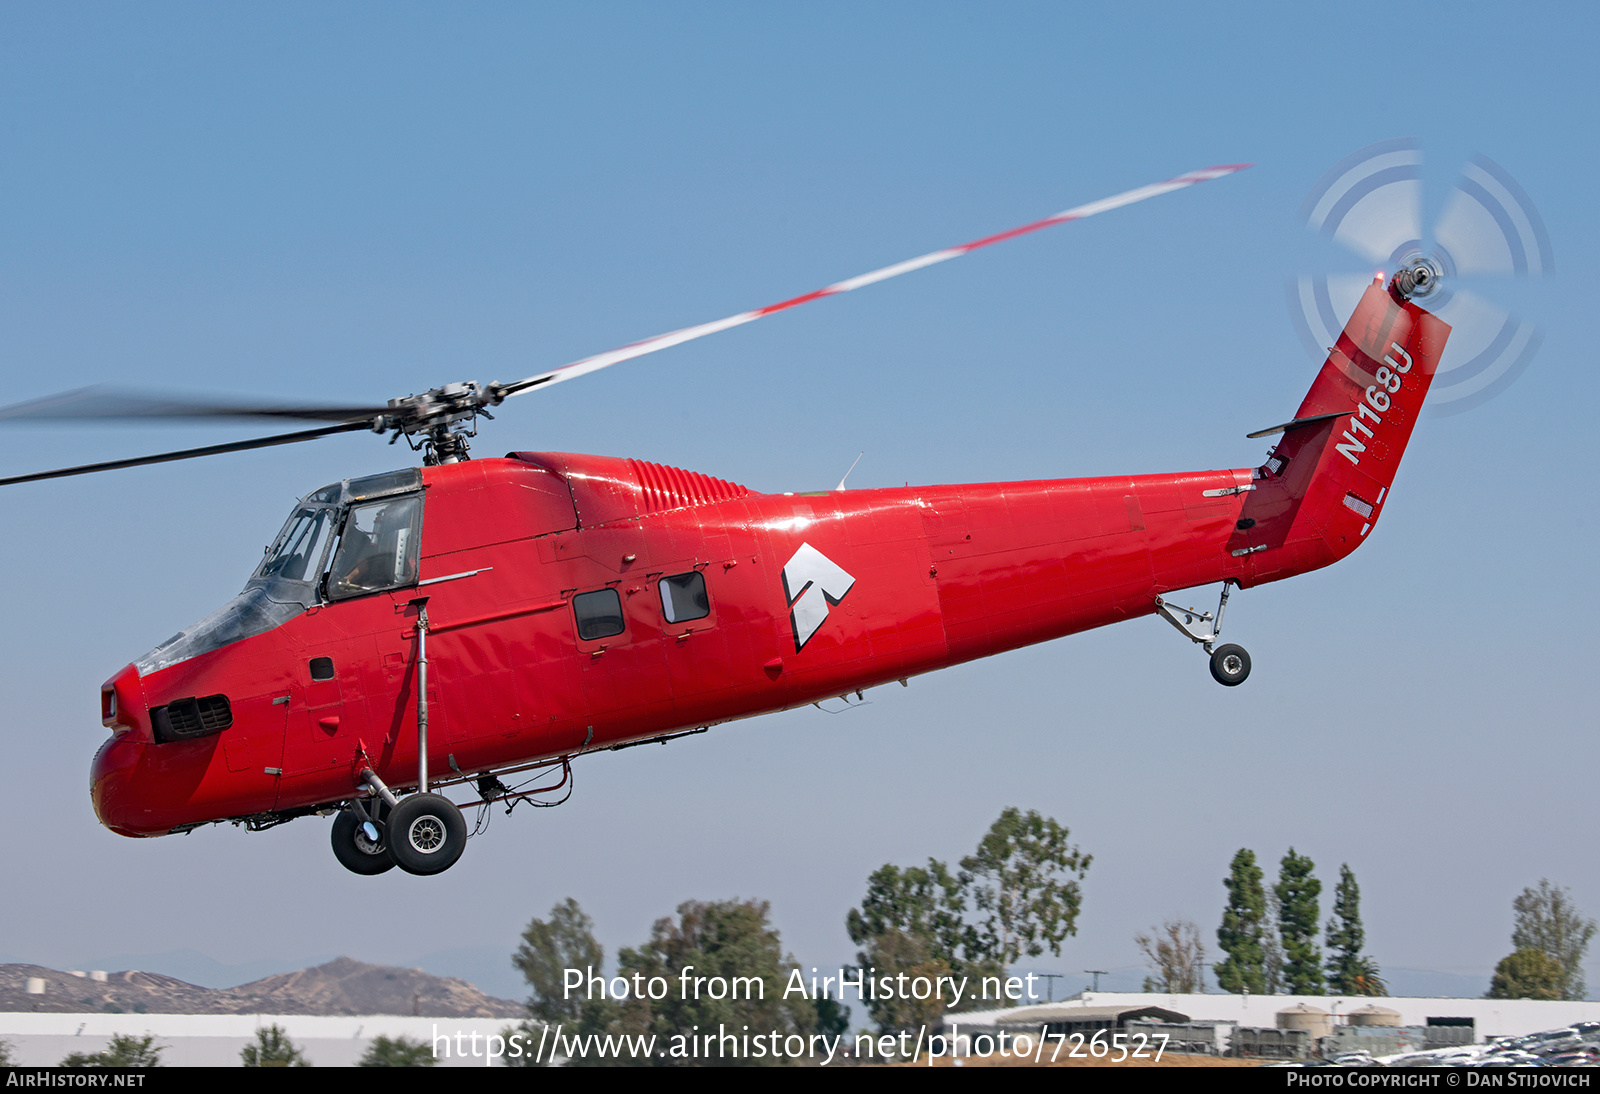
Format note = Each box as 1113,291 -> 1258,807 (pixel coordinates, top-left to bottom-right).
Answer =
309,657 -> 336,682
573,588 -> 625,641
327,494 -> 423,600
658,571 -> 710,624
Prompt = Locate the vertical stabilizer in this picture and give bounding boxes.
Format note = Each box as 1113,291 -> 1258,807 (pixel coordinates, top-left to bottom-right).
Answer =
1230,280 -> 1451,584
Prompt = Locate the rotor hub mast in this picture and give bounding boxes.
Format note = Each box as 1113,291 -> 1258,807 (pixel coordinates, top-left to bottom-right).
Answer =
1389,255 -> 1444,302
378,381 -> 508,465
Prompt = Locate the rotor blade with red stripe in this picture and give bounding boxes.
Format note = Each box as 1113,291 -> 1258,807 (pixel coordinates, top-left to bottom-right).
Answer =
496,163 -> 1251,398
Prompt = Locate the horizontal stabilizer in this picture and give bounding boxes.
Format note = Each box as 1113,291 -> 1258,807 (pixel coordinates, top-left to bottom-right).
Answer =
1245,412 -> 1345,439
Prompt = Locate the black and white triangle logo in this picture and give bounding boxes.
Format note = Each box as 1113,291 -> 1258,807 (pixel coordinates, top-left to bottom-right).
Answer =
781,543 -> 856,651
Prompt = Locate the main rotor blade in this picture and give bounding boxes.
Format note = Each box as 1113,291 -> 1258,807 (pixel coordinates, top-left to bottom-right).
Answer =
0,386 -> 392,425
0,422 -> 372,487
496,163 -> 1252,398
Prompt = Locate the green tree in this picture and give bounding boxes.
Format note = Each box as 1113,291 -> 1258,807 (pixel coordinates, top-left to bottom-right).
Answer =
612,899 -> 817,1067
846,808 -> 1088,1032
846,859 -> 970,971
1510,879 -> 1597,1001
1325,864 -> 1382,995
845,856 -> 983,1028
514,897 -> 607,1023
241,1024 -> 311,1067
0,1039 -> 13,1065
60,1033 -> 163,1067
1349,956 -> 1387,997
1136,919 -> 1205,993
1487,947 -> 1563,1000
507,898 -> 614,1068
1276,849 -> 1323,994
814,996 -> 851,1040
1262,886 -> 1285,994
1215,848 -> 1267,994
359,1035 -> 438,1067
958,808 -> 1091,967
852,927 -> 955,1034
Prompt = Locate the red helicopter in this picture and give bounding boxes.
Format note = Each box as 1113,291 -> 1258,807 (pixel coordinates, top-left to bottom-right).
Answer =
0,163 -> 1453,876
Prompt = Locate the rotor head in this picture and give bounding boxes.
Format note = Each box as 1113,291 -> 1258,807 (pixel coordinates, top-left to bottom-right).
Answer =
1390,254 -> 1444,301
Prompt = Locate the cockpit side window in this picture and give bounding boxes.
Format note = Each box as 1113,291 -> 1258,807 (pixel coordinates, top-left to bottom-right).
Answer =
326,494 -> 423,600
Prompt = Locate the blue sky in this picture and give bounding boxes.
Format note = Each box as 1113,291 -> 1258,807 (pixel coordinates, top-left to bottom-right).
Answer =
0,3 -> 1595,1002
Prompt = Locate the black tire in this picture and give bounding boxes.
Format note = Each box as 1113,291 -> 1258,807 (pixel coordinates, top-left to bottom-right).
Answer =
331,801 -> 394,875
387,793 -> 468,876
1209,643 -> 1251,687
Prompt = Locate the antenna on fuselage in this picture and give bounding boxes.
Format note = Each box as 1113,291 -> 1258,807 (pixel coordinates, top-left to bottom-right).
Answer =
834,451 -> 864,492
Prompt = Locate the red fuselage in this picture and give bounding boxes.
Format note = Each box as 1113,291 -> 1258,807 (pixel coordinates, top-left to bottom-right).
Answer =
87,451 -> 1347,837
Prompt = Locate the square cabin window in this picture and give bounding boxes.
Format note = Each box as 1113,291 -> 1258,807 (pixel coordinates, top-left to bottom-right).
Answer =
573,588 -> 625,641
658,571 -> 710,624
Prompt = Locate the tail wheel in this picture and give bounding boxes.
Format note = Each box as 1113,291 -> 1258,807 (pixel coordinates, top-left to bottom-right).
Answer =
331,801 -> 394,875
1209,644 -> 1251,687
387,793 -> 467,876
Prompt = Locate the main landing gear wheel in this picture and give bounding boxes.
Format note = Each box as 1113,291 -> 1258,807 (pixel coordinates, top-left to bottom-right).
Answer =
1209,644 -> 1251,687
331,800 -> 394,875
387,793 -> 467,876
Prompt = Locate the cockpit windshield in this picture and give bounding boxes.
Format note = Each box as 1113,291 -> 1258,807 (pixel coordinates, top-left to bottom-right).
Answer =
256,506 -> 338,583
137,468 -> 423,675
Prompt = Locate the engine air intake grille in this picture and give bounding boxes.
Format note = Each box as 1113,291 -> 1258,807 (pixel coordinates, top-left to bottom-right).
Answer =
152,694 -> 233,743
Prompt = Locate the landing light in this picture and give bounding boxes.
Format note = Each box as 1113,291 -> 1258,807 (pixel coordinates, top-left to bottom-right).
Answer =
101,689 -> 124,732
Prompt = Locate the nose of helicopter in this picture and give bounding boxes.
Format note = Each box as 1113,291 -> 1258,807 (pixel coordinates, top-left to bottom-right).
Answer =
90,731 -> 151,837
91,662 -> 158,837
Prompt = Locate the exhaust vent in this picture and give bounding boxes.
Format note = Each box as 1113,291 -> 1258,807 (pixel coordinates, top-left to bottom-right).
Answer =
1342,494 -> 1375,519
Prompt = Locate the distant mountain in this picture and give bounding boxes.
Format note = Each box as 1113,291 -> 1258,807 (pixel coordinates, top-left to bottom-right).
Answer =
0,946 -> 529,1001
409,945 -> 527,1003
68,950 -> 338,991
0,957 -> 523,1017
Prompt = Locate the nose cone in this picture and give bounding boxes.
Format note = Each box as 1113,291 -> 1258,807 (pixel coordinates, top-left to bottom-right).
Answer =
92,662 -> 159,838
91,732 -> 154,838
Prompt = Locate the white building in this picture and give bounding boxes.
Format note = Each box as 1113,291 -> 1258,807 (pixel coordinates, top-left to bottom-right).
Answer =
0,1013 -> 529,1068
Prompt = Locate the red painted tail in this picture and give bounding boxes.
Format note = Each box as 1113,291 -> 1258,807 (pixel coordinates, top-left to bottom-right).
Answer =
1231,281 -> 1451,586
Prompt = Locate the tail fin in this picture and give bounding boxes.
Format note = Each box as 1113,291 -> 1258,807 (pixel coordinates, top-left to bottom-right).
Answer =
1231,279 -> 1451,584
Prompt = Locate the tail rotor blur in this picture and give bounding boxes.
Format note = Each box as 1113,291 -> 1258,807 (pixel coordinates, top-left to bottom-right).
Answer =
1288,139 -> 1551,415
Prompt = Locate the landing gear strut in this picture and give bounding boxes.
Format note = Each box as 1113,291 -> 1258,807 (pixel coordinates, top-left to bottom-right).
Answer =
328,598 -> 472,877
1155,581 -> 1252,687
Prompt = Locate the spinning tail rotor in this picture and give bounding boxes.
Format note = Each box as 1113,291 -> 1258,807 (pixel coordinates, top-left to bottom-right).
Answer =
1288,138 -> 1552,416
